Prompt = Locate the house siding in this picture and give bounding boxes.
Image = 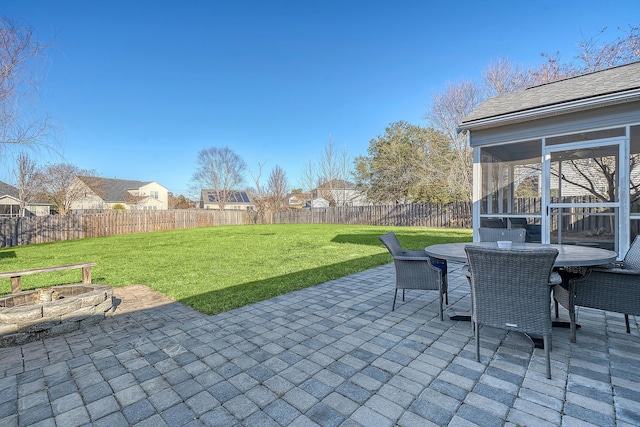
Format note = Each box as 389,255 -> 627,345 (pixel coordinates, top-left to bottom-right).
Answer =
138,182 -> 168,209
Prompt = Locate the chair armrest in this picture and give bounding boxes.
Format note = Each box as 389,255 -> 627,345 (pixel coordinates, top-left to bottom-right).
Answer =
592,261 -> 624,269
461,264 -> 471,279
393,255 -> 430,261
393,249 -> 432,261
401,249 -> 431,258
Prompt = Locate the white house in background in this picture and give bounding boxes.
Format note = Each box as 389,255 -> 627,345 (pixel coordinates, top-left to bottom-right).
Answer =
0,180 -> 51,217
70,177 -> 169,211
286,193 -> 307,209
309,198 -> 330,208
199,190 -> 254,210
311,179 -> 369,206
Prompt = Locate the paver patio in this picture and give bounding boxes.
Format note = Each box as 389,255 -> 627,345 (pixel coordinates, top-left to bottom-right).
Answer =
1,263 -> 639,426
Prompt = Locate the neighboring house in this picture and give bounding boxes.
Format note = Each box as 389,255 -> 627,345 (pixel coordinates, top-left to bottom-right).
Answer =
200,190 -> 254,210
309,198 -> 330,208
70,177 -> 169,211
311,179 -> 369,206
0,180 -> 51,217
286,193 -> 308,209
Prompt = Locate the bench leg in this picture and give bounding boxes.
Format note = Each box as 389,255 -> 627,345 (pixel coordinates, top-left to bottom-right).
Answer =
11,277 -> 22,294
82,267 -> 92,284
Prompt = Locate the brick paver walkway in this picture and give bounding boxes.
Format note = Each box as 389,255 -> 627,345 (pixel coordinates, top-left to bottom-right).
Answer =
1,263 -> 639,426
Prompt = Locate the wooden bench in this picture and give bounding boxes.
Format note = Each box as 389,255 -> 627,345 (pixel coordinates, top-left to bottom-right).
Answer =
0,262 -> 97,294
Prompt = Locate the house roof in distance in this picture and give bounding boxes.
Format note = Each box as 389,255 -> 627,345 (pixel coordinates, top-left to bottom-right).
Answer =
77,176 -> 160,203
460,61 -> 640,130
200,190 -> 252,204
0,180 -> 19,199
0,180 -> 50,205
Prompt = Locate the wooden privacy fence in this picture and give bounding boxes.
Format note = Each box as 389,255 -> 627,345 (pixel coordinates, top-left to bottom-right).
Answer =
274,202 -> 473,228
0,210 -> 250,248
7,197 -> 618,248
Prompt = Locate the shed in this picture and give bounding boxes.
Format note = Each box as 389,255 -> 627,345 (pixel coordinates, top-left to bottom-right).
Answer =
458,61 -> 640,256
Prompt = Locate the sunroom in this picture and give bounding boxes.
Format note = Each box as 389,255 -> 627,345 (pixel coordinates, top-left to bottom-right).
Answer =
458,61 -> 640,257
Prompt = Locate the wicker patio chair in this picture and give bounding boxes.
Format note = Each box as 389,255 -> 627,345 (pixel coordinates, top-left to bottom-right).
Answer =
480,218 -> 506,228
509,218 -> 542,242
554,236 -> 640,342
478,227 -> 527,243
379,232 -> 448,319
465,245 -> 559,379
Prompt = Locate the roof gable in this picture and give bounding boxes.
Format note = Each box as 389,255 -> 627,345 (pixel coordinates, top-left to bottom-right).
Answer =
461,62 -> 640,129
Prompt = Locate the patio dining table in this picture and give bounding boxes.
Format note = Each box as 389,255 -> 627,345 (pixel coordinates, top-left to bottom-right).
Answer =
425,242 -> 618,347
424,242 -> 618,268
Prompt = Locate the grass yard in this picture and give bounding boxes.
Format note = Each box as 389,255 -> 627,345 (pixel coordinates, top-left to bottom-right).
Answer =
0,224 -> 471,315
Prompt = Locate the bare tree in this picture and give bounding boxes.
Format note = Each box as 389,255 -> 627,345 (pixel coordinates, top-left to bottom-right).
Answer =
267,165 -> 289,213
317,135 -> 341,205
37,163 -> 100,215
0,17 -> 52,153
248,161 -> 269,223
482,58 -> 529,97
14,152 -> 39,216
335,145 -> 354,206
426,80 -> 481,201
191,147 -> 246,211
299,159 -> 316,197
576,26 -> 640,72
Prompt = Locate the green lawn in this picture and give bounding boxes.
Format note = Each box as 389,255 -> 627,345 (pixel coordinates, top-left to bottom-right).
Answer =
0,224 -> 471,315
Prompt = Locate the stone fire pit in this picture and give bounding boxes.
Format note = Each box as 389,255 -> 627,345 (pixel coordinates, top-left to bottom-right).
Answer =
0,284 -> 114,347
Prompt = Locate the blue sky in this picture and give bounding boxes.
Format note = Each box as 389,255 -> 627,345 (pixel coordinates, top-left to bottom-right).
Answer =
2,0 -> 638,196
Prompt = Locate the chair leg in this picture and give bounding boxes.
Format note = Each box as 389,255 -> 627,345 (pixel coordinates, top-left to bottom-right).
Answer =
443,273 -> 449,305
438,293 -> 443,321
475,322 -> 480,362
392,289 -> 398,311
402,289 -> 405,301
554,300 -> 559,319
625,314 -> 630,333
544,335 -> 551,379
569,305 -> 577,343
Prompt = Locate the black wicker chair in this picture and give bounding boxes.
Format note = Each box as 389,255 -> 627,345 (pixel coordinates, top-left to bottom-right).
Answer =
554,236 -> 640,342
379,232 -> 447,319
465,245 -> 559,379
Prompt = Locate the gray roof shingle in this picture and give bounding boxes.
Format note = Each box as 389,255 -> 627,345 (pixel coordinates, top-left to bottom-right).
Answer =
0,181 -> 19,199
78,176 -> 152,203
461,61 -> 640,126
